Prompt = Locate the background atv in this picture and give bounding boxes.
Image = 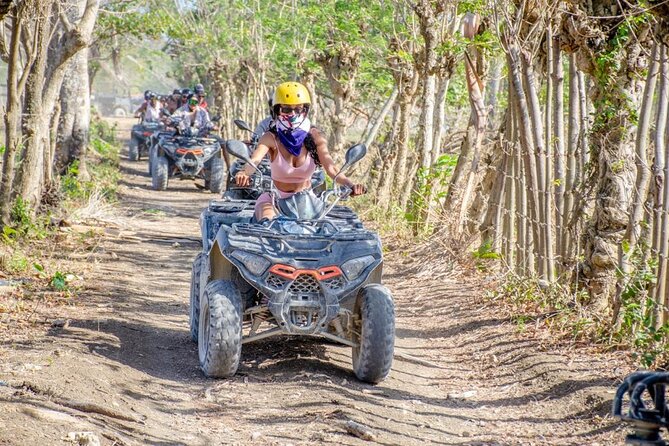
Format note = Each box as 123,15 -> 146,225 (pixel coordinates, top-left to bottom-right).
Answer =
129,121 -> 164,161
190,140 -> 395,384
224,119 -> 326,200
150,122 -> 224,193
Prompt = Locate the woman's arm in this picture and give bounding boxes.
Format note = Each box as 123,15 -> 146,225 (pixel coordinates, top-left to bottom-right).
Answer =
236,133 -> 273,186
313,129 -> 349,184
312,128 -> 366,195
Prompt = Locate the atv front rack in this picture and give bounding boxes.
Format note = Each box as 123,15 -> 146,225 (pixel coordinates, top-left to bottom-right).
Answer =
614,371 -> 669,445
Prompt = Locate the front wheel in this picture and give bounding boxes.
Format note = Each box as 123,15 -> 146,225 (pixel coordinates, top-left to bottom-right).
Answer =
152,155 -> 169,190
351,284 -> 395,384
206,156 -> 225,194
189,254 -> 204,342
198,280 -> 242,378
128,138 -> 139,161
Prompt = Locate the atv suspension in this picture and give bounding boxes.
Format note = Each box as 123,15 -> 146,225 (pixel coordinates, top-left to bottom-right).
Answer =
614,371 -> 669,445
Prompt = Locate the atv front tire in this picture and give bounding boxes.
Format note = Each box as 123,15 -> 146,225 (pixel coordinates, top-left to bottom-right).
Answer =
198,280 -> 242,378
152,155 -> 169,190
148,146 -> 155,175
206,156 -> 225,194
352,284 -> 395,384
128,138 -> 139,161
189,253 -> 204,342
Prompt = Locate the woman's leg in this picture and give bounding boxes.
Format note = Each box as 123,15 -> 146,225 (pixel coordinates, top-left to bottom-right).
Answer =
255,193 -> 277,221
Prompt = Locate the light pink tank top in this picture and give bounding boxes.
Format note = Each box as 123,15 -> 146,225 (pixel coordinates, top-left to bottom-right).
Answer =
270,136 -> 316,183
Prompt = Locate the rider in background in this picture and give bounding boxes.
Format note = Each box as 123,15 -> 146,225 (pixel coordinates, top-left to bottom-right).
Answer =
134,90 -> 153,119
235,81 -> 365,221
180,88 -> 193,107
172,93 -> 212,135
194,84 -> 208,109
254,94 -> 274,137
166,89 -> 182,114
142,93 -> 162,123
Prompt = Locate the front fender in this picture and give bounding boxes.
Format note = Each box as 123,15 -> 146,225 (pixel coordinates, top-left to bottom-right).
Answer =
208,239 -> 234,282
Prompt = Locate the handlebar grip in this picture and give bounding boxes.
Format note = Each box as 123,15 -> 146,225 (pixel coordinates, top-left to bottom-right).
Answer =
339,185 -> 353,199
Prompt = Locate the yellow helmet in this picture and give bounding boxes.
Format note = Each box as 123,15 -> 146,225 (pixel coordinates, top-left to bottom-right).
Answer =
273,82 -> 311,105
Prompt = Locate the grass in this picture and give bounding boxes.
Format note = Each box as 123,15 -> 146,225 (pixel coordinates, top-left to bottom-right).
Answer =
0,113 -> 121,320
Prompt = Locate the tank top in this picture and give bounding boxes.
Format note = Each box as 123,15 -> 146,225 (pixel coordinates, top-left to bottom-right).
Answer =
270,134 -> 316,183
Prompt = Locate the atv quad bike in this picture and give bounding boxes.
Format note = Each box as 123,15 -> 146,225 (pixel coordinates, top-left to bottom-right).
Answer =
224,119 -> 326,200
150,119 -> 224,193
190,140 -> 395,384
129,121 -> 164,161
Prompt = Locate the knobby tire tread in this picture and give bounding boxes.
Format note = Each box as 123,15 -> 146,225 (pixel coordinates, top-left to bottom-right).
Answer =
199,280 -> 242,378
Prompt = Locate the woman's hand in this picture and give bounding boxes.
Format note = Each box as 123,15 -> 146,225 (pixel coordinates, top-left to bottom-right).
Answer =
349,183 -> 367,196
235,171 -> 251,187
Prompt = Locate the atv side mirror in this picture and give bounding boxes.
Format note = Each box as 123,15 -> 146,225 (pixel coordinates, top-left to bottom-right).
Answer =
234,119 -> 253,133
226,139 -> 260,175
344,143 -> 367,168
333,143 -> 367,187
211,115 -> 221,123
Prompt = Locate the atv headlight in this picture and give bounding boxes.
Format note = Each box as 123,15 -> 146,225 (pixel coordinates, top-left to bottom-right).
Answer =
231,251 -> 270,276
341,255 -> 375,280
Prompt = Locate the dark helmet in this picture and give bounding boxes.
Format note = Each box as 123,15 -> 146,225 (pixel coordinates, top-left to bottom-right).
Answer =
186,93 -> 199,108
144,89 -> 152,100
194,83 -> 205,95
181,88 -> 192,97
149,92 -> 157,100
172,88 -> 181,96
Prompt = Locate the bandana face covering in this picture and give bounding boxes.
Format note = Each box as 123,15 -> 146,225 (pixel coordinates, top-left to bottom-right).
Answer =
275,114 -> 311,157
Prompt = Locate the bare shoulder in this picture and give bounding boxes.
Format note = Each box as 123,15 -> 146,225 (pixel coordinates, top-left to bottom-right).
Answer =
259,132 -> 276,148
310,127 -> 327,145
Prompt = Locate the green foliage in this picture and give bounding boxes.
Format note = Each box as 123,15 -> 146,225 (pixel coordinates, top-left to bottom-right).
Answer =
493,242 -> 669,369
472,239 -> 501,271
2,198 -> 49,242
6,251 -> 29,273
60,115 -> 121,203
49,271 -> 68,292
0,145 -> 5,155
613,250 -> 669,367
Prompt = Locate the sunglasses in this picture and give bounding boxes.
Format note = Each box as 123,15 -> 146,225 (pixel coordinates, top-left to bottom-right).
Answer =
188,99 -> 199,106
279,105 -> 306,115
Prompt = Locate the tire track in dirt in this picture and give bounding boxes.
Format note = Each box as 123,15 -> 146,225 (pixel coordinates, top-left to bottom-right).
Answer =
0,118 -> 633,445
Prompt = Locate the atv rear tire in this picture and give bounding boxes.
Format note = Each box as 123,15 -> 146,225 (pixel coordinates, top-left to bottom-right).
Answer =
152,155 -> 169,190
198,280 -> 242,378
128,138 -> 139,161
189,253 -> 204,342
352,284 -> 395,384
206,156 -> 225,194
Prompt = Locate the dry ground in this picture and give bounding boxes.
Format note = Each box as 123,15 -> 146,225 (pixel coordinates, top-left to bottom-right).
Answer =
0,118 -> 635,445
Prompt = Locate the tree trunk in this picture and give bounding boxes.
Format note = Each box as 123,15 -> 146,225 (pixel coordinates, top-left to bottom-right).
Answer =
14,0 -> 99,210
1,13 -> 26,226
364,88 -> 398,150
612,43 -> 660,324
563,54 -> 580,265
57,45 -> 92,179
552,35 -> 565,269
317,42 -> 360,160
580,54 -> 646,316
521,50 -> 552,281
376,103 -> 400,206
654,46 -> 669,323
431,76 -> 450,165
442,50 -> 487,233
508,46 -> 542,277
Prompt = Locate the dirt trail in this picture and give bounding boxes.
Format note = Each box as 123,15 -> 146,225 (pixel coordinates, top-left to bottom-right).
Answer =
0,118 -> 632,445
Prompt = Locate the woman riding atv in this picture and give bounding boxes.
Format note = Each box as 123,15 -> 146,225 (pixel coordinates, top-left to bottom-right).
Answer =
235,82 -> 366,221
